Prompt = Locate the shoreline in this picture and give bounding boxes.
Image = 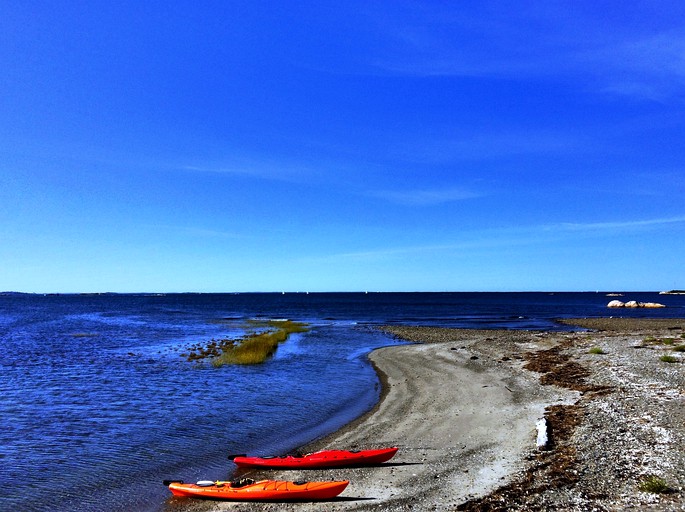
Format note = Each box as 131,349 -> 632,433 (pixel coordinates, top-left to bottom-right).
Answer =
168,318 -> 685,511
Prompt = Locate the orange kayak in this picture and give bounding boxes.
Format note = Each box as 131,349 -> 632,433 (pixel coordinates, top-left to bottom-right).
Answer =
164,478 -> 349,501
230,447 -> 398,468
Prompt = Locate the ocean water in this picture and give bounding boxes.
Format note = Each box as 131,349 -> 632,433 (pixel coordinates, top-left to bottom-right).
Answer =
1,292 -> 684,511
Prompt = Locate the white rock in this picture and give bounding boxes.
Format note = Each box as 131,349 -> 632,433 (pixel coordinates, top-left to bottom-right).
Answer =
536,418 -> 549,449
608,299 -> 666,308
641,302 -> 666,308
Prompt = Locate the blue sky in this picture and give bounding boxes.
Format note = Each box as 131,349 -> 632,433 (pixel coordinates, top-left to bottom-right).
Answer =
1,1 -> 684,292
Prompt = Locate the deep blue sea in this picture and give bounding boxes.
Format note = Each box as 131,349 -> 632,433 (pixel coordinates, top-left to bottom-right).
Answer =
1,292 -> 684,511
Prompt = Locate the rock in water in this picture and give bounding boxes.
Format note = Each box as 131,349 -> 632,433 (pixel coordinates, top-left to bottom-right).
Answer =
607,300 -> 665,308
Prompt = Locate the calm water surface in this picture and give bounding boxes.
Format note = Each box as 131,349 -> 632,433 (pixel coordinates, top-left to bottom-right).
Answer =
1,292 -> 684,511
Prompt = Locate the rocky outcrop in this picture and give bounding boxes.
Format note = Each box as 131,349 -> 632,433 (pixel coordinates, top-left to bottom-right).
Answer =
607,300 -> 666,308
641,302 -> 667,308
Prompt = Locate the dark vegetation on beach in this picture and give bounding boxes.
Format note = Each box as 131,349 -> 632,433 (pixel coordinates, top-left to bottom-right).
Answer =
457,335 -> 614,511
180,319 -> 309,366
459,319 -> 685,511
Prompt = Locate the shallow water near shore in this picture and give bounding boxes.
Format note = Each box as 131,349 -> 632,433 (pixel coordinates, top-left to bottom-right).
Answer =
1,292 -> 684,511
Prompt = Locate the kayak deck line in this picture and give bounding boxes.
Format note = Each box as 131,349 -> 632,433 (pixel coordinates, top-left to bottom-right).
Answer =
230,447 -> 398,468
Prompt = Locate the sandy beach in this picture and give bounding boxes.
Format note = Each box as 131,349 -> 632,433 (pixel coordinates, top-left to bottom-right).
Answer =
166,318 -> 685,511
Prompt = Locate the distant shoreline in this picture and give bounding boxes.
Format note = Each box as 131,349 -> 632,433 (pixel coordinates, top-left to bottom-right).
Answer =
2,290 -> 681,296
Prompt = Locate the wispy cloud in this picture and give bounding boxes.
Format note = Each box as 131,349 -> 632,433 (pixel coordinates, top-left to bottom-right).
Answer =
370,186 -> 482,206
362,3 -> 685,101
178,162 -> 285,180
177,158 -> 324,184
389,130 -> 579,164
308,215 -> 685,262
362,3 -> 585,76
153,224 -> 245,240
589,31 -> 685,101
308,240 -> 490,263
554,215 -> 685,232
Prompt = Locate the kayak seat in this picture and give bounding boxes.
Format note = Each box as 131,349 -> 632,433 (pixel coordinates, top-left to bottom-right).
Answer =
231,478 -> 255,488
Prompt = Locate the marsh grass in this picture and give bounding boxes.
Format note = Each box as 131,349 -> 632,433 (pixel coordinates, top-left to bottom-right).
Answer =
672,344 -> 685,352
638,475 -> 669,493
639,336 -> 682,348
588,347 -> 606,355
211,320 -> 309,366
660,355 -> 679,363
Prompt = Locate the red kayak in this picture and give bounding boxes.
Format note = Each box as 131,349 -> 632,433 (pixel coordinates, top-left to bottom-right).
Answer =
230,447 -> 398,468
165,478 -> 348,501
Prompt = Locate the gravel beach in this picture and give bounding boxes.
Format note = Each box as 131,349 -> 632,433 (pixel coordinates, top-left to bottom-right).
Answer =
165,318 -> 685,511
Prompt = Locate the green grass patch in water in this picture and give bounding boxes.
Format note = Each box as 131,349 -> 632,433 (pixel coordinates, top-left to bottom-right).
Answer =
209,319 -> 309,367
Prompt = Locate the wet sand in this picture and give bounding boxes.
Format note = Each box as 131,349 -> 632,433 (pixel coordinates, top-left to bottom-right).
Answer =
167,319 -> 685,511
